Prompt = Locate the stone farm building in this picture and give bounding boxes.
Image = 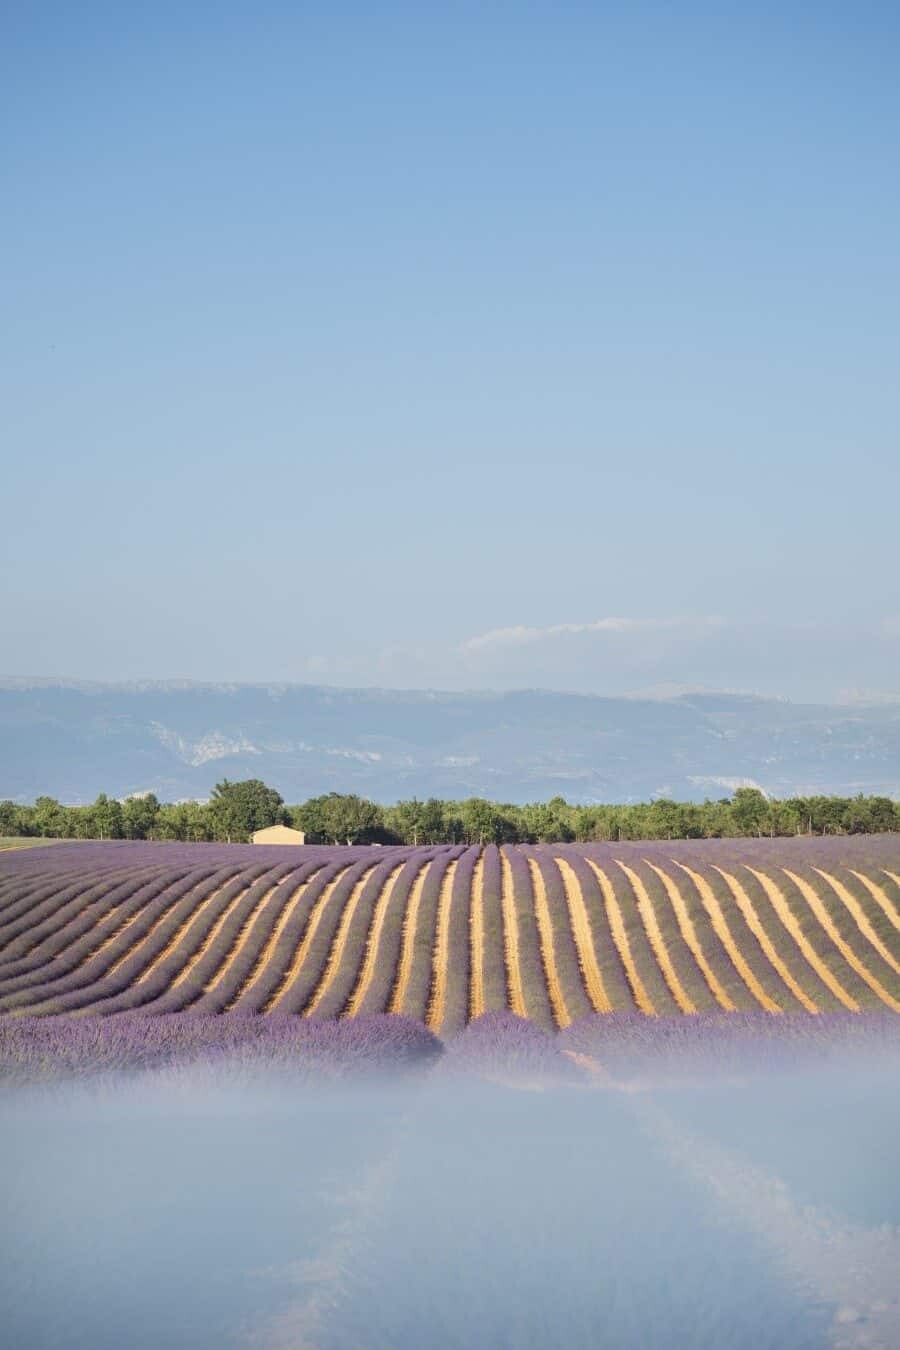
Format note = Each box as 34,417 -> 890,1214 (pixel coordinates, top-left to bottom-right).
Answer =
251,824 -> 306,845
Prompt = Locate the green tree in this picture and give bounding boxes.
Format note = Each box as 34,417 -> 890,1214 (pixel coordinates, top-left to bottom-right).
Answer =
323,793 -> 383,845
208,779 -> 285,843
391,798 -> 427,845
33,796 -> 66,838
91,794 -> 124,840
293,793 -> 383,844
420,797 -> 446,843
460,798 -> 502,845
155,801 -> 214,842
123,793 -> 161,840
730,788 -> 769,837
0,800 -> 19,835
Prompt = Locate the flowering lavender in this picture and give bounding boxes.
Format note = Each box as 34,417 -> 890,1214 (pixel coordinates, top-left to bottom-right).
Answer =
440,1011 -> 581,1084
434,845 -> 479,1035
2,839 -> 898,1029
559,1010 -> 900,1081
0,1011 -> 442,1086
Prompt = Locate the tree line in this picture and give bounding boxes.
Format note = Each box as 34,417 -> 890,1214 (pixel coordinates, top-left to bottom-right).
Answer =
2,779 -> 898,845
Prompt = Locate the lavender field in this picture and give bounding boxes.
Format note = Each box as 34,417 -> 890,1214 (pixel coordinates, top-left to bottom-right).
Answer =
3,838 -> 900,1347
1,836 -> 899,1032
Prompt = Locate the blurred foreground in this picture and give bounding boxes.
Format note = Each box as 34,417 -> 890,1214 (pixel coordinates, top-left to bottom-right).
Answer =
2,1016 -> 899,1348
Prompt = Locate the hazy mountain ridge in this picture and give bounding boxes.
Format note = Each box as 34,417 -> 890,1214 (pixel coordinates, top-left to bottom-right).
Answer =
1,680 -> 898,804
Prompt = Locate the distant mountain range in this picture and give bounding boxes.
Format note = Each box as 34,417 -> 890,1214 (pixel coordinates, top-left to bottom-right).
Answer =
1,678 -> 898,805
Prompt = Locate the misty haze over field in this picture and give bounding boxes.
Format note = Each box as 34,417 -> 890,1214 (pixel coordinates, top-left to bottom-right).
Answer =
3,1058 -> 899,1349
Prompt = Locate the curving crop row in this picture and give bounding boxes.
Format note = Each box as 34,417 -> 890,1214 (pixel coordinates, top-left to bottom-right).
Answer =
135,863 -> 301,1015
3,842 -> 900,1025
192,860 -> 326,1014
814,867 -> 900,985
524,854 -> 571,1027
0,862 -> 165,954
620,859 -> 703,1012
228,860 -> 350,1012
424,857 -> 460,1031
783,868 -> 900,1012
670,862 -> 780,1012
477,844 -> 508,1016
646,861 -> 737,1011
104,863 -> 288,1016
433,845 -> 479,1036
392,847 -> 460,1023
0,872 -> 183,984
0,865 -> 229,1013
268,858 -> 377,1014
746,866 -> 859,1012
24,865 -> 257,1016
0,864 -> 109,920
499,847 -> 526,1018
308,851 -> 419,1020
0,865 -> 201,997
0,858 -> 152,936
554,854 -> 613,1014
848,868 -> 900,936
346,853 -> 428,1017
708,864 -> 817,1012
528,850 -> 593,1026
501,845 -> 554,1030
556,849 -> 632,1010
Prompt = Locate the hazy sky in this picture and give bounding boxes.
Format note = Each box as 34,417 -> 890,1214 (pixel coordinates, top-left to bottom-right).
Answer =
3,2 -> 898,701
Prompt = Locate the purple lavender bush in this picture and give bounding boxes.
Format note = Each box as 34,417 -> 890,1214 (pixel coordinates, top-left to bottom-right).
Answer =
436,845 -> 478,1035
440,1010 -> 581,1084
0,1011 -> 442,1086
558,1010 -> 900,1081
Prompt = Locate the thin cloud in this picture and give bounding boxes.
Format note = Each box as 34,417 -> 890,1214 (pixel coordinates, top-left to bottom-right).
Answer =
461,616 -> 725,654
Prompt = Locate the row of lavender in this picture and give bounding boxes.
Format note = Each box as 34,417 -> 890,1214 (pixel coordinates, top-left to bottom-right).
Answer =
2,838 -> 900,1031
3,1008 -> 900,1087
0,847 -> 457,1021
462,840 -> 900,1027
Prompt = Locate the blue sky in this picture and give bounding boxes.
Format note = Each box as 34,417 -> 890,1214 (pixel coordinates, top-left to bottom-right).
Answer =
3,2 -> 898,701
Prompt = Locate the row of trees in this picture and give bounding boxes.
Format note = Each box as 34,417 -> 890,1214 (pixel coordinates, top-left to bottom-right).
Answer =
2,781 -> 898,845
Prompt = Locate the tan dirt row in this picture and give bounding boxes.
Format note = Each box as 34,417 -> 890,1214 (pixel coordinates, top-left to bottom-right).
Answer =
202,880 -> 294,997
712,866 -> 819,1013
814,869 -> 900,976
170,882 -> 272,992
499,850 -> 528,1018
86,881 -> 188,967
265,868 -> 354,1012
849,870 -> 900,934
527,856 -> 570,1027
345,862 -> 408,1017
305,867 -> 380,1017
584,860 -> 656,1015
224,867 -> 328,1011
615,861 -> 696,1013
647,861 -> 736,1011
745,867 -> 859,1011
389,859 -> 433,1016
673,862 -> 780,1013
425,859 -> 459,1032
127,876 -> 241,983
784,869 -> 900,1013
555,857 -> 612,1013
467,853 -> 486,1021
